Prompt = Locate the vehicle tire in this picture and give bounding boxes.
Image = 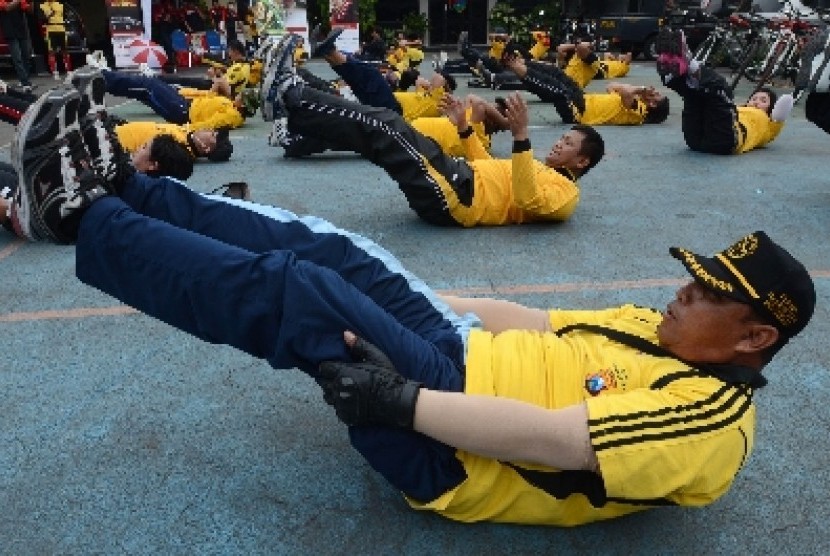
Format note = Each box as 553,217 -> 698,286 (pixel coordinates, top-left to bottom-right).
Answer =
641,34 -> 657,61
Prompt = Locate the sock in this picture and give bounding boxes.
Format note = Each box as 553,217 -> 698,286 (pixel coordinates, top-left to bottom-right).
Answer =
771,93 -> 794,121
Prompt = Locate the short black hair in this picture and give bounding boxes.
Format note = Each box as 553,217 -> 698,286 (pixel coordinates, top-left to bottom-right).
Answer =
148,134 -> 194,180
755,87 -> 777,115
570,124 -> 605,176
228,39 -> 246,55
643,96 -> 670,124
397,68 -> 420,91
440,71 -> 457,92
206,128 -> 233,162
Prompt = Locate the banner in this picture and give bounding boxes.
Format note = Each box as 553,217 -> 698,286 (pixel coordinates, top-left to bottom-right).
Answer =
330,0 -> 359,53
106,0 -> 145,69
255,0 -> 309,46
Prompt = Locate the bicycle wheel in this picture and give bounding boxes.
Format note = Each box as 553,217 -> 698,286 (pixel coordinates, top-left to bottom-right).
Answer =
729,37 -> 764,91
751,40 -> 788,91
694,33 -> 718,66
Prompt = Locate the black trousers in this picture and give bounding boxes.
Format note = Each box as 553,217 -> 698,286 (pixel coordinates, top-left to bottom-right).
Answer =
806,91 -> 830,135
521,61 -> 584,123
286,86 -> 475,226
666,67 -> 738,155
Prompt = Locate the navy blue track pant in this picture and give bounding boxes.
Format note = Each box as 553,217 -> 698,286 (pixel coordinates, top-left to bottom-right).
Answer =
74,174 -> 472,501
103,70 -> 190,124
331,56 -> 403,114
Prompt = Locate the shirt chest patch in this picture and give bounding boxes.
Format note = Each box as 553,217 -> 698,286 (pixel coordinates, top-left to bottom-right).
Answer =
584,365 -> 628,396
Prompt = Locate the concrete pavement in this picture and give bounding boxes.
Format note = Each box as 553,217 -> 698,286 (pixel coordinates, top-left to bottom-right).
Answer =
0,60 -> 828,554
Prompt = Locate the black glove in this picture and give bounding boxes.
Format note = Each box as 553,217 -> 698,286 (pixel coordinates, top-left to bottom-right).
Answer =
319,336 -> 422,428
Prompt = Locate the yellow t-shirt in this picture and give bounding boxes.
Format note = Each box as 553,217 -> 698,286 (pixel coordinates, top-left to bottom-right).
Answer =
411,304 -> 757,526
580,94 -> 647,126
114,122 -> 192,155
564,55 -> 603,89
410,109 -> 490,157
431,136 -> 579,226
188,96 -> 245,129
394,88 -> 444,122
735,107 -> 785,153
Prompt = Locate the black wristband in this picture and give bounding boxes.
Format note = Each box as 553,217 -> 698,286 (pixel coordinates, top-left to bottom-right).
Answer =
512,138 -> 531,153
458,126 -> 474,138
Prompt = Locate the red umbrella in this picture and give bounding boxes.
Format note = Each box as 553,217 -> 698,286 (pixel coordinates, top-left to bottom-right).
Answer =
128,38 -> 168,68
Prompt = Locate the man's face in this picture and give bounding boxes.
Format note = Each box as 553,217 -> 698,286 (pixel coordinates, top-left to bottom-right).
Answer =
429,73 -> 446,91
657,280 -> 760,363
544,129 -> 588,171
746,91 -> 772,113
642,88 -> 664,108
131,139 -> 157,173
192,129 -> 218,156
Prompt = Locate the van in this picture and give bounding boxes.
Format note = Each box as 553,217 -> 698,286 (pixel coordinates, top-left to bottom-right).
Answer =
563,0 -> 705,59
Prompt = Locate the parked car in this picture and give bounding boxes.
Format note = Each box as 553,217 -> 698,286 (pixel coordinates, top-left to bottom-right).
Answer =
562,0 -> 709,60
0,3 -> 89,73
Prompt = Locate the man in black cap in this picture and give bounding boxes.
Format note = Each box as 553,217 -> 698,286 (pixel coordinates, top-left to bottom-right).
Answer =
7,88 -> 815,525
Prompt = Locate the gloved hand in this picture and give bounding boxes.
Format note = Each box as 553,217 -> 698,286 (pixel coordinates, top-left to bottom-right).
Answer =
319,336 -> 422,428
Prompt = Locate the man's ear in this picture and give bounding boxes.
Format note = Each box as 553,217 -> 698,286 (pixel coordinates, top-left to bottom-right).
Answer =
737,323 -> 780,354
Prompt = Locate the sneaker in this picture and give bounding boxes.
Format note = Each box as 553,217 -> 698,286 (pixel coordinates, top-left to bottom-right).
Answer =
81,112 -> 133,192
655,28 -> 690,83
85,50 -> 109,71
69,64 -> 106,119
802,29 -> 830,94
268,117 -> 289,147
312,27 -> 343,58
53,71 -> 61,81
210,181 -> 251,200
262,34 -> 303,122
138,62 -> 157,77
260,34 -> 298,121
9,86 -> 109,243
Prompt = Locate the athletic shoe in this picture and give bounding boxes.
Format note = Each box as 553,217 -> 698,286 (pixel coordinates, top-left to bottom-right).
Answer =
268,117 -> 289,147
797,29 -> 830,94
81,112 -> 134,192
260,34 -> 300,121
262,34 -> 303,122
69,64 -> 106,119
210,181 -> 251,200
655,28 -> 690,83
9,86 -> 109,243
85,50 -> 109,71
312,27 -> 343,58
138,62 -> 157,78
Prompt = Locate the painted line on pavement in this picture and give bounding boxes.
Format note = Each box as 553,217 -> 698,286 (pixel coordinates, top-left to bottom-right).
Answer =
2,270 -> 828,323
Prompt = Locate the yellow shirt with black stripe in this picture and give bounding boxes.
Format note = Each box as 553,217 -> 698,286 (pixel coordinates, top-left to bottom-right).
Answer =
579,94 -> 647,126
735,106 -> 785,154
410,304 -> 756,526
433,135 -> 579,226
564,55 -> 603,89
40,1 -> 65,33
114,122 -> 195,157
394,88 -> 444,122
601,59 -> 630,79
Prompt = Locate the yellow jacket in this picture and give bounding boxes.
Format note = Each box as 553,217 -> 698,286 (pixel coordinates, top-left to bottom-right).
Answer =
735,107 -> 785,153
115,122 -> 195,156
40,1 -> 65,33
189,95 -> 245,129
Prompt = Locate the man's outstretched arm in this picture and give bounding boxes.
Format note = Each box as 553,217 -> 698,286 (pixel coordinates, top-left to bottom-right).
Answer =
320,332 -> 599,472
440,294 -> 551,333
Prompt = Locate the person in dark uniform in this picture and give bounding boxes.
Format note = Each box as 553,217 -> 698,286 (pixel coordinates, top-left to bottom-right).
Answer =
0,0 -> 34,91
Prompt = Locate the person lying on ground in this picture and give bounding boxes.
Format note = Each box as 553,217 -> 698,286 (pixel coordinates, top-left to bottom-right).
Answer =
8,88 -> 815,526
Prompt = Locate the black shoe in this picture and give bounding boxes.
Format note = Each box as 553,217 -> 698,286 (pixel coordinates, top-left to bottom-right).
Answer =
210,181 -> 251,201
82,112 -> 134,193
262,34 -> 303,122
10,86 -> 109,243
312,27 -> 343,58
69,65 -> 106,119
